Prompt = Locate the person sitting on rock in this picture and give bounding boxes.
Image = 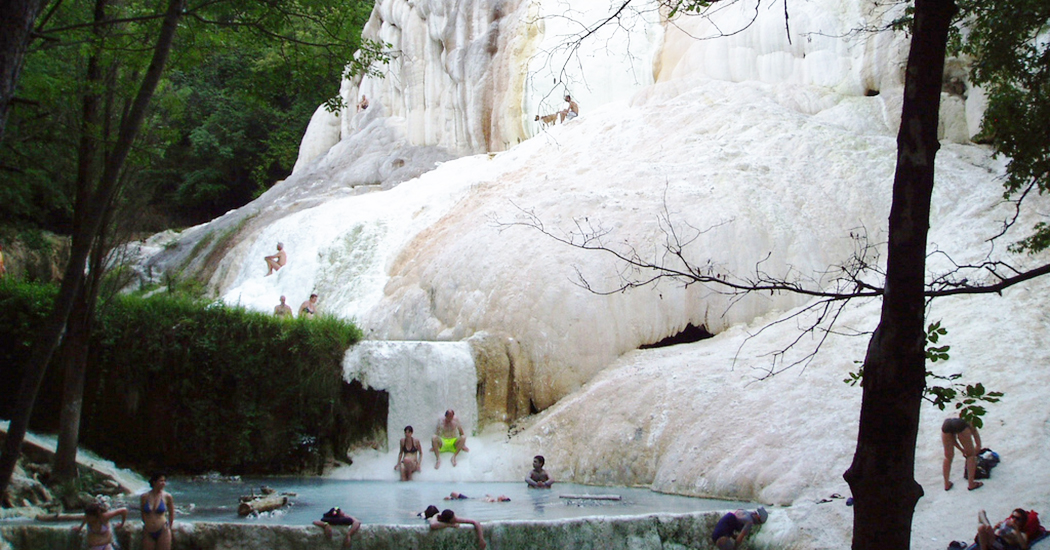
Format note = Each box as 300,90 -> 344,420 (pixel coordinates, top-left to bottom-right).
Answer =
264,242 -> 287,276
558,94 -> 579,122
431,409 -> 469,468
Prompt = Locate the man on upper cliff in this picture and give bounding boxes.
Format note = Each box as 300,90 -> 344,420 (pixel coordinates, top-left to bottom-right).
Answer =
264,242 -> 287,276
559,94 -> 579,123
431,409 -> 469,468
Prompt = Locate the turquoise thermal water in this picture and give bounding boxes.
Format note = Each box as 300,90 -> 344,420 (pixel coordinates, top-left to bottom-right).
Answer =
160,478 -> 747,525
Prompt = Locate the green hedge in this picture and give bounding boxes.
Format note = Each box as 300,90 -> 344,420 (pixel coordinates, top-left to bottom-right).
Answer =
0,280 -> 375,474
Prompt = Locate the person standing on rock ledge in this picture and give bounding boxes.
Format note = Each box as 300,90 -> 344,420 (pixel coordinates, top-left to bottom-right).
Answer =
273,296 -> 293,318
299,293 -> 319,318
140,473 -> 175,550
431,409 -> 469,468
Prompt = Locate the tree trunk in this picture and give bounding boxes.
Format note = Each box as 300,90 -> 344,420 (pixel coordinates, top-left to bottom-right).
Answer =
0,0 -> 187,501
843,1 -> 957,549
0,0 -> 44,144
52,286 -> 92,482
52,0 -> 110,485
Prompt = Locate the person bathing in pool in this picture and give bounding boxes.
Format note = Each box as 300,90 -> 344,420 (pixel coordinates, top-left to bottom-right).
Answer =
426,506 -> 486,549
72,501 -> 127,550
141,473 -> 175,550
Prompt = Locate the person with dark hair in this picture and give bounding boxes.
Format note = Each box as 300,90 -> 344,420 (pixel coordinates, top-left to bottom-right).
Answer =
942,414 -> 983,491
312,507 -> 361,548
140,473 -> 175,550
712,508 -> 768,550
72,501 -> 127,550
420,504 -> 440,520
299,293 -> 319,318
975,508 -> 1031,550
427,508 -> 486,549
558,94 -> 579,122
526,455 -> 554,488
396,425 -> 422,480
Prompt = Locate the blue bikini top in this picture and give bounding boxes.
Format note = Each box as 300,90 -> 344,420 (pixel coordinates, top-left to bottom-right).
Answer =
143,496 -> 167,514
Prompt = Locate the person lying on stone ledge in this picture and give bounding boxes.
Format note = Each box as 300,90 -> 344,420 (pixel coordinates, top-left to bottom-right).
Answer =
313,507 -> 361,549
427,507 -> 486,550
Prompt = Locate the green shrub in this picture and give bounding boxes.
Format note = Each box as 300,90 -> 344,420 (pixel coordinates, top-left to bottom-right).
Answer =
0,281 -> 368,474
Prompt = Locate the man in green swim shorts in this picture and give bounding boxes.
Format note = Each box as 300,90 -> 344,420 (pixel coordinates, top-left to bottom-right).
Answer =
431,409 -> 469,469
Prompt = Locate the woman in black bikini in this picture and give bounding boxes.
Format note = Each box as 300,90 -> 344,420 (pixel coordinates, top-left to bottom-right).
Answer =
395,425 -> 422,480
141,473 -> 175,550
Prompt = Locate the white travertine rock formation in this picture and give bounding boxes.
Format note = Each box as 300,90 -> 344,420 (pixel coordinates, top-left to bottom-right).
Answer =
135,2 -> 1050,547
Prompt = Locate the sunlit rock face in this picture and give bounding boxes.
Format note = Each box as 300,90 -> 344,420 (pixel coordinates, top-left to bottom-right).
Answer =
145,0 -> 999,411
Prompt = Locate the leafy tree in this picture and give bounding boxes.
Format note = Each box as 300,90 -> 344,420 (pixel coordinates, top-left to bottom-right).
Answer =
0,0 -> 384,500
0,0 -> 46,145
956,0 -> 1050,255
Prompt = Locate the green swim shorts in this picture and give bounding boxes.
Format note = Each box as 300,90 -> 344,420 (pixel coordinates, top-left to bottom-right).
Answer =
439,437 -> 458,453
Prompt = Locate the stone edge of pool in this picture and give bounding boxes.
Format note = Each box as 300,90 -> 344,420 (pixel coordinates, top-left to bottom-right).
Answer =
0,510 -> 779,549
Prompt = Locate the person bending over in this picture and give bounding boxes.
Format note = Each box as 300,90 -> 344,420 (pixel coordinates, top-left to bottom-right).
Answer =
712,507 -> 768,550
942,414 -> 983,491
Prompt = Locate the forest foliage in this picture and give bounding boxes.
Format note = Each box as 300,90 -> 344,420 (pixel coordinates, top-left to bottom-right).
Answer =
0,280 -> 372,474
0,0 -> 377,233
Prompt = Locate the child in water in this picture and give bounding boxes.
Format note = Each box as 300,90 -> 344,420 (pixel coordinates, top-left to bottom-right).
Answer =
526,455 -> 555,488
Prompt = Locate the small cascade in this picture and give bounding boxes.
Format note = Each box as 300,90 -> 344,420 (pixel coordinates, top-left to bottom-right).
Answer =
343,341 -> 477,452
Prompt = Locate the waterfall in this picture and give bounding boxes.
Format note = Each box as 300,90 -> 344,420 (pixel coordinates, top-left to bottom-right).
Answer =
343,341 -> 477,451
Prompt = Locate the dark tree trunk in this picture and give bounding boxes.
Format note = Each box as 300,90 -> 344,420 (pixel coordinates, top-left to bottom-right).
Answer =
52,0 -> 110,485
52,286 -> 93,482
843,1 -> 957,549
0,0 -> 186,501
0,0 -> 44,144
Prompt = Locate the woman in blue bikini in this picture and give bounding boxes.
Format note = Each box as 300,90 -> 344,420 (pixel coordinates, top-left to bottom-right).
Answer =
141,473 -> 175,550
